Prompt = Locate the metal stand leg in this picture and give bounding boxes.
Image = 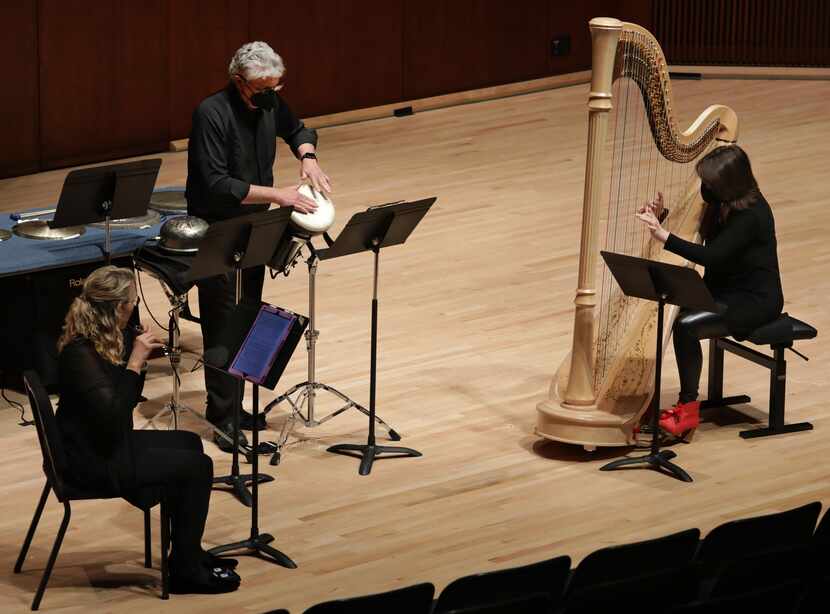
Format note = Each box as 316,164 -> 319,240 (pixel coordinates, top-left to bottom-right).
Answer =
209,385 -> 296,569
600,297 -> 692,483
212,262 -> 273,506
143,294 -> 239,450
327,244 -> 422,475
263,252 -> 400,465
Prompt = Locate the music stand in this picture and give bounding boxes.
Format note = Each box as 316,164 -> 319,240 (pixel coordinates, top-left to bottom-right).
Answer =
598,251 -> 718,483
206,301 -> 307,568
319,197 -> 436,475
186,209 -> 293,506
51,159 -> 161,263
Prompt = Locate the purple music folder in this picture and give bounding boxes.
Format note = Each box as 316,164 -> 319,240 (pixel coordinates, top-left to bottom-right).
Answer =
228,304 -> 295,384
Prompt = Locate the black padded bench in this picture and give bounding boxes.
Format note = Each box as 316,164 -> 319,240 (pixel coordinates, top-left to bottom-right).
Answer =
700,313 -> 818,439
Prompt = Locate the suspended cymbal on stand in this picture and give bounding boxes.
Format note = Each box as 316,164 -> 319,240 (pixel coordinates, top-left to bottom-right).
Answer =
12,220 -> 86,241
148,187 -> 188,215
88,209 -> 161,230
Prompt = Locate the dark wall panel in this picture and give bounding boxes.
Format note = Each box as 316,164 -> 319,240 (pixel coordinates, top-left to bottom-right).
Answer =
653,0 -> 830,66
169,0 -> 249,140
0,1 -> 39,178
404,0 -> 551,100
38,0 -> 169,169
249,0 -> 404,118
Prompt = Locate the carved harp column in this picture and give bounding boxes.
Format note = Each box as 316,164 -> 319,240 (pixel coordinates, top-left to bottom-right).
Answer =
561,18 -> 622,407
536,18 -> 738,449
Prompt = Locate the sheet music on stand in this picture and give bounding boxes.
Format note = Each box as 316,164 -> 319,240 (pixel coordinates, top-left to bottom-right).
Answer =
225,304 -> 306,389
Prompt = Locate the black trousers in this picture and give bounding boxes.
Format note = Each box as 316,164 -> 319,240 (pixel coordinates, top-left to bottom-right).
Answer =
672,305 -> 730,404
196,266 -> 265,424
125,430 -> 213,571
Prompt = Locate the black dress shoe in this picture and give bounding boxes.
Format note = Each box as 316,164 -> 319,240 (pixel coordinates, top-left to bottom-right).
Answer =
203,551 -> 239,570
169,566 -> 241,594
238,408 -> 267,431
212,420 -> 249,453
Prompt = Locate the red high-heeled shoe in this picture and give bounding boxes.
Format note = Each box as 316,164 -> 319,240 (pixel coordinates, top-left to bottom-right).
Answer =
659,401 -> 700,440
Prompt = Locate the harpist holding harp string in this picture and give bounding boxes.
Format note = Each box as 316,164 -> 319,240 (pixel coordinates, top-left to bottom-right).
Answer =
636,145 -> 784,438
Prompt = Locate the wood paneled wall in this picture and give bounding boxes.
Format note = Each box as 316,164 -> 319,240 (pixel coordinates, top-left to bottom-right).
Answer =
2,1 -> 823,180
653,0 -> 830,66
38,1 -> 169,170
1,1 -> 39,178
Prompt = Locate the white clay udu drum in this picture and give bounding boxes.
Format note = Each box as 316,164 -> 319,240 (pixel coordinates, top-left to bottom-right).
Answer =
270,184 -> 335,275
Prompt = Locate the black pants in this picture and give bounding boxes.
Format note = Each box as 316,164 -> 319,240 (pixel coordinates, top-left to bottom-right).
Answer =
126,430 -> 213,572
196,266 -> 265,425
672,305 -> 730,404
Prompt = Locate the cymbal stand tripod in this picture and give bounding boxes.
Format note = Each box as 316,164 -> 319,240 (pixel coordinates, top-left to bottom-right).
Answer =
144,284 -> 235,449
263,245 -> 400,465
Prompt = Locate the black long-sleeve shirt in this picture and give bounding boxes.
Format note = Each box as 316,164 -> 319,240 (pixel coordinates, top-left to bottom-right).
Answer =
664,196 -> 784,337
55,336 -> 142,493
185,83 -> 318,223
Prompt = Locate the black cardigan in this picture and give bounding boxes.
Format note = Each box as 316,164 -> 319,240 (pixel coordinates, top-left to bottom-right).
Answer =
664,195 -> 784,338
55,335 -> 142,493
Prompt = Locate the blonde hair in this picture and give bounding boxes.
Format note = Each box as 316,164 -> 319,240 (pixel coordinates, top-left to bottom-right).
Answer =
57,266 -> 135,365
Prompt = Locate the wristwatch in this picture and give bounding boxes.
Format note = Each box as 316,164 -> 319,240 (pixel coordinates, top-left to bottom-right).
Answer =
301,152 -> 317,161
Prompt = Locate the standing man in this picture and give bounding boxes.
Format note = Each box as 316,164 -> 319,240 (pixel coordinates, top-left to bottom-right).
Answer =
186,41 -> 332,452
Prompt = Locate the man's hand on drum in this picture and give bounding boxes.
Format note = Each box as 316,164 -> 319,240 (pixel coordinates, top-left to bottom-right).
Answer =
299,156 -> 332,195
273,185 -> 318,214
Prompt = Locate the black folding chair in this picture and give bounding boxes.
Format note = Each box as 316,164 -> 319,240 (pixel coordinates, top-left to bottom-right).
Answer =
303,582 -> 434,614
566,528 -> 700,595
813,506 -> 830,545
561,565 -> 700,614
442,593 -> 553,614
708,544 -> 817,599
666,580 -> 803,614
14,370 -> 170,610
433,555 -> 570,613
696,502 -> 821,565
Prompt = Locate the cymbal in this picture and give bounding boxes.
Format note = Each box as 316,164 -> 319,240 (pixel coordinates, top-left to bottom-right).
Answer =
149,189 -> 187,214
12,220 -> 85,241
88,209 -> 161,229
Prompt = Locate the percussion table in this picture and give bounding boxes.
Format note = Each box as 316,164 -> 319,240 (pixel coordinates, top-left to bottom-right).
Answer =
0,207 -> 171,388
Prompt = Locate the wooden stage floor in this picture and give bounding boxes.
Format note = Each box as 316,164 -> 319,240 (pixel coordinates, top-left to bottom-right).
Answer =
0,76 -> 828,612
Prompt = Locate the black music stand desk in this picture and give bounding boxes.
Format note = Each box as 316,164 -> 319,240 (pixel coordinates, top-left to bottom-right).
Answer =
186,209 -> 293,506
318,197 -> 436,475
206,301 -> 307,568
598,251 -> 718,483
51,159 -> 161,263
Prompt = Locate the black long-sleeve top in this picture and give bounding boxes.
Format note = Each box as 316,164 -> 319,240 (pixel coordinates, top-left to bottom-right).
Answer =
185,83 -> 318,223
664,195 -> 784,338
55,335 -> 142,493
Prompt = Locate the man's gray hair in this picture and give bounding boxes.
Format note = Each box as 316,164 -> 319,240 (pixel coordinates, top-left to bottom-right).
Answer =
228,41 -> 285,80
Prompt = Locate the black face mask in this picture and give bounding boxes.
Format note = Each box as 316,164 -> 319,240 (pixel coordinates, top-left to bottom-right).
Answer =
700,183 -> 720,206
250,89 -> 277,110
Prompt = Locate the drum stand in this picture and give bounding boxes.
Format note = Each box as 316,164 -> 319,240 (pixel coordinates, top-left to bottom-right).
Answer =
263,247 -> 401,465
145,290 -> 235,450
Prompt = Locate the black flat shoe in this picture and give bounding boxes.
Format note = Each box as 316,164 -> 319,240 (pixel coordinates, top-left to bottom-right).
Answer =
169,566 -> 241,595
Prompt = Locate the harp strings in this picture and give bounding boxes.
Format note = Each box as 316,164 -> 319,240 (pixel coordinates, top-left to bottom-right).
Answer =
593,29 -> 709,390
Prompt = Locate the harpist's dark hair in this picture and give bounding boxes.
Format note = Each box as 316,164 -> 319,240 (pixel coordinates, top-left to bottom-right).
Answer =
696,145 -> 761,237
